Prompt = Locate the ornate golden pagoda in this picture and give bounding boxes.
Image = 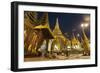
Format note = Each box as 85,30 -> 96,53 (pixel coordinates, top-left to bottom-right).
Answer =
24,12 -> 39,55
51,18 -> 67,52
24,12 -> 54,56
34,13 -> 54,39
71,33 -> 81,50
53,18 -> 66,40
33,13 -> 54,53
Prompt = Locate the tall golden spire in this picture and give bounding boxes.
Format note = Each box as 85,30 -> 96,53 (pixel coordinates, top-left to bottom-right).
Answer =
71,33 -> 81,49
40,12 -> 49,27
76,36 -> 80,44
53,18 -> 63,36
82,29 -> 89,42
72,33 -> 76,40
81,29 -> 90,55
71,33 -> 78,43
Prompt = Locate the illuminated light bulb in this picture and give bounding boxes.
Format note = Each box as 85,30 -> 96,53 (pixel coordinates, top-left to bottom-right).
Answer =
81,24 -> 84,27
84,23 -> 89,27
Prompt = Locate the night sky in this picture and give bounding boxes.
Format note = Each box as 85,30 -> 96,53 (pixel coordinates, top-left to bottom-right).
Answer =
38,12 -> 90,40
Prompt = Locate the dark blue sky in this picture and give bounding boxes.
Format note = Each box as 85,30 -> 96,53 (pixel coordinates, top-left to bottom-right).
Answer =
38,12 -> 90,39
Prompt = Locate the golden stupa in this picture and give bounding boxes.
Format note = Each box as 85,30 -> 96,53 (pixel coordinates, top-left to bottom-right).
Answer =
51,18 -> 69,52
71,33 -> 81,50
